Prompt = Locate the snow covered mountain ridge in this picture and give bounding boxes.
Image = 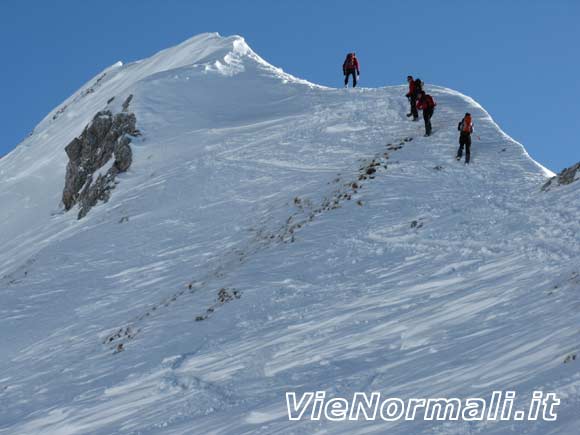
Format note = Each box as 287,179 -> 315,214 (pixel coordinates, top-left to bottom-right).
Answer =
0,33 -> 579,434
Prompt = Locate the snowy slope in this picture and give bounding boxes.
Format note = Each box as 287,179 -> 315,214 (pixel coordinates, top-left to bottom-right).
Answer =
1,33 -> 579,435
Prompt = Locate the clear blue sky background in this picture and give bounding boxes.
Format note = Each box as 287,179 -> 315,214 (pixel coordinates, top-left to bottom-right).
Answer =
1,0 -> 578,171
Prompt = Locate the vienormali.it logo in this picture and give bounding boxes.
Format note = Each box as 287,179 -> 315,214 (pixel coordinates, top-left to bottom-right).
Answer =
285,391 -> 560,422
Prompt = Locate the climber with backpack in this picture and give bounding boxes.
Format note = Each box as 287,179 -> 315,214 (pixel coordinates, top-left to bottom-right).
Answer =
456,113 -> 474,164
343,53 -> 360,88
416,90 -> 436,136
405,76 -> 419,121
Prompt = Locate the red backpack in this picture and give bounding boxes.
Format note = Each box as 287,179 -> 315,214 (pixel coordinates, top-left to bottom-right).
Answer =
345,53 -> 356,69
419,94 -> 436,109
462,115 -> 472,132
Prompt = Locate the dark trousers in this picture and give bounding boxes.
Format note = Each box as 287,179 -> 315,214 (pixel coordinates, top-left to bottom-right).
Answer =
409,95 -> 418,119
344,69 -> 357,87
457,133 -> 472,163
423,107 -> 434,136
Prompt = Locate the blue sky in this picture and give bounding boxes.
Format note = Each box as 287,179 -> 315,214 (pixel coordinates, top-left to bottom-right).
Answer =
1,0 -> 578,171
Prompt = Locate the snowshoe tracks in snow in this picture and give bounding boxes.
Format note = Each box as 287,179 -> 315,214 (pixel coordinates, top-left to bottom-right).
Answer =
195,288 -> 241,322
102,135 -> 413,354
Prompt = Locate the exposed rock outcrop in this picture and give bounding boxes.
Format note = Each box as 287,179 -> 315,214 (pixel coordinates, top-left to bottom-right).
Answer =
542,162 -> 580,191
62,95 -> 139,218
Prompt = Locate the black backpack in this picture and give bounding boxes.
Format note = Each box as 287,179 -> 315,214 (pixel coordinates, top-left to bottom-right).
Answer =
414,79 -> 423,93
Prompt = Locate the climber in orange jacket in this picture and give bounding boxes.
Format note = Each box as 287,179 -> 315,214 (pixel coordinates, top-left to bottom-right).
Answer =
457,113 -> 474,164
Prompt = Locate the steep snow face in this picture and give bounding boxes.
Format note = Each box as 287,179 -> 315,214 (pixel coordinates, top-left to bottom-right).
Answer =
1,34 -> 579,435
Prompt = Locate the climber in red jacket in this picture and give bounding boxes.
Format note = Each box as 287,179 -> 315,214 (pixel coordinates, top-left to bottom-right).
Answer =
343,53 -> 360,88
416,90 -> 437,136
405,75 -> 419,120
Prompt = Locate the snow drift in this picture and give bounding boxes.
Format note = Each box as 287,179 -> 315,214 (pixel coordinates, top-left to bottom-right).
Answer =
0,33 -> 579,435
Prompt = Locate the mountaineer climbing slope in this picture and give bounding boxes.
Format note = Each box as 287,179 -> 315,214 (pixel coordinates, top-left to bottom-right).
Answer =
457,112 -> 474,164
416,89 -> 437,136
405,75 -> 419,121
342,52 -> 360,88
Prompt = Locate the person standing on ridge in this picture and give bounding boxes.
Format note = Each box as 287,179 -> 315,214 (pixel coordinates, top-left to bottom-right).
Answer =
405,75 -> 419,121
416,90 -> 436,136
343,53 -> 360,88
456,112 -> 474,164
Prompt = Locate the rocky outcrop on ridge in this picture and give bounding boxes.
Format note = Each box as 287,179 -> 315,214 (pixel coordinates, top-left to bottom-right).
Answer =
62,95 -> 139,218
542,162 -> 580,191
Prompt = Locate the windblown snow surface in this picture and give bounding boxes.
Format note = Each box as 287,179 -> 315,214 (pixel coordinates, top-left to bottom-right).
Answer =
1,33 -> 579,434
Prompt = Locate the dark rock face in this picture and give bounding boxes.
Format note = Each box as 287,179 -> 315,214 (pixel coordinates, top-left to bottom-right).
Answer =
542,162 -> 580,191
62,95 -> 139,218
